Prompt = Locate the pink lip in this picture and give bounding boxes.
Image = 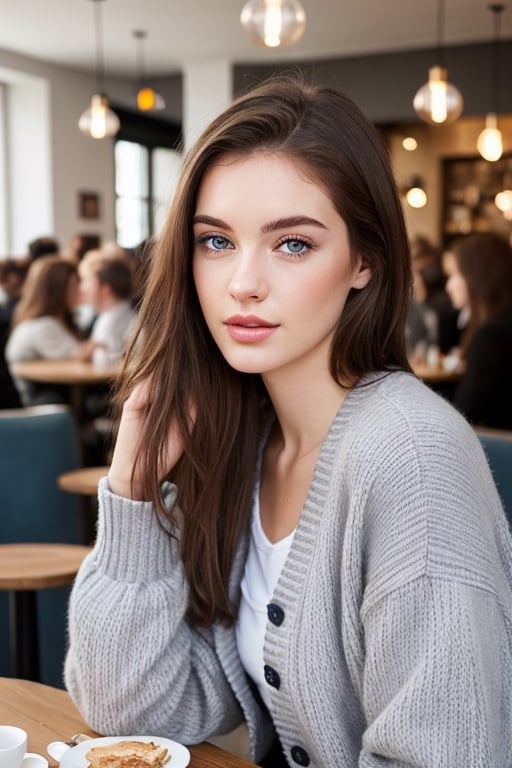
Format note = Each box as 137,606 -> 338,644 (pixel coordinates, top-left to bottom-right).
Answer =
224,315 -> 278,343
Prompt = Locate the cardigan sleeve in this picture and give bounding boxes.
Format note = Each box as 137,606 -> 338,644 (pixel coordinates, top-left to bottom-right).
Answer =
359,575 -> 511,766
64,478 -> 244,743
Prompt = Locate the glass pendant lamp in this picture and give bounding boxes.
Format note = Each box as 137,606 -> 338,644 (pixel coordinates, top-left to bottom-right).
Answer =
413,0 -> 463,125
240,0 -> 306,48
78,0 -> 120,139
477,4 -> 505,162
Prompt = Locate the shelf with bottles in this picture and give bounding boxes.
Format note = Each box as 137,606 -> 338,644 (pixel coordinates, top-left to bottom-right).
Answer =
442,154 -> 512,247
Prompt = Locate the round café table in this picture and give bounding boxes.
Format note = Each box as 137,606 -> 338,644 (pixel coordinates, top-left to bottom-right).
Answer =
10,359 -> 119,418
0,543 -> 91,681
58,466 -> 109,496
57,466 -> 109,544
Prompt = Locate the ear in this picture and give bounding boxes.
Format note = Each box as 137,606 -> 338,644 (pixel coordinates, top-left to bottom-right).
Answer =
351,260 -> 372,290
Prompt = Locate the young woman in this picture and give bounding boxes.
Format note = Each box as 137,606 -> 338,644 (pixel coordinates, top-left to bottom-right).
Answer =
65,77 -> 512,767
6,255 -> 82,405
445,231 -> 512,430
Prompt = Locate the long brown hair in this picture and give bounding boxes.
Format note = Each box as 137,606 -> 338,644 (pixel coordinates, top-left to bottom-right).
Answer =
451,232 -> 512,354
117,75 -> 412,627
12,255 -> 80,335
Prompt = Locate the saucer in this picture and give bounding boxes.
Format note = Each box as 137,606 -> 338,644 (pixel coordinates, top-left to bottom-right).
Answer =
23,753 -> 48,768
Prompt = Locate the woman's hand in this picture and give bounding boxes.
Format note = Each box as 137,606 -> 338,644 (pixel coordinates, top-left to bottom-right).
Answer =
108,380 -> 193,500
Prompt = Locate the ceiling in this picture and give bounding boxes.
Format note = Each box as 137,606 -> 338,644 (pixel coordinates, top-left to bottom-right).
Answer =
0,0 -> 510,80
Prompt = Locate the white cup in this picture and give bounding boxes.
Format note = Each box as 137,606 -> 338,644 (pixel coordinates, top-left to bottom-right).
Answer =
0,726 -> 28,768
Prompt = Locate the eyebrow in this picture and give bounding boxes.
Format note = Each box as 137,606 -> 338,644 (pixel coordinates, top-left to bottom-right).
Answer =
192,214 -> 328,232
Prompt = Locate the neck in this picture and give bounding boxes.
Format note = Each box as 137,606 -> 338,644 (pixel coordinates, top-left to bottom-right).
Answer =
263,365 -> 350,459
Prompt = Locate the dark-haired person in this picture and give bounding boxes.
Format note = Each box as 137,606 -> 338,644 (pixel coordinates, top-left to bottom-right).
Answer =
28,235 -> 60,260
446,231 -> 512,429
65,77 -> 512,767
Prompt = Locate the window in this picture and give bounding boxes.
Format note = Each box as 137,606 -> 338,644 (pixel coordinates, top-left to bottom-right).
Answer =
113,106 -> 182,249
0,83 -> 8,253
115,140 -> 149,248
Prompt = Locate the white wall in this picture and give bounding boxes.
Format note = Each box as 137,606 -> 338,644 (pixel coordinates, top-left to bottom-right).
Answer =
3,68 -> 52,252
0,48 -> 117,255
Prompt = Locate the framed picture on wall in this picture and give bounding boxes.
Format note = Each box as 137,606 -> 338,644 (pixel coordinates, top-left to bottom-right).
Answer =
78,191 -> 100,220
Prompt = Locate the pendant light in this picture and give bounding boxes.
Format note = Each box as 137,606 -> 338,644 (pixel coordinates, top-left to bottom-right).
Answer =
413,0 -> 463,125
240,0 -> 306,48
477,4 -> 505,162
133,30 -> 165,112
78,0 -> 120,139
405,178 -> 428,209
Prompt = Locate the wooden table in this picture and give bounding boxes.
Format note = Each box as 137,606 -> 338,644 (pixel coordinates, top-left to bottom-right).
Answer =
58,466 -> 109,496
10,359 -> 119,415
57,467 -> 109,544
0,544 -> 91,680
0,678 -> 258,768
412,361 -> 461,384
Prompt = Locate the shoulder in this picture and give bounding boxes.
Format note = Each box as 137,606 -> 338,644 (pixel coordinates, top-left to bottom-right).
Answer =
345,371 -> 474,460
344,371 -> 493,502
337,372 -> 510,597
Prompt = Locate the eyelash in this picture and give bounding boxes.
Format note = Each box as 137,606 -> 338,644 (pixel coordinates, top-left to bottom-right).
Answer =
194,233 -> 315,258
275,235 -> 314,258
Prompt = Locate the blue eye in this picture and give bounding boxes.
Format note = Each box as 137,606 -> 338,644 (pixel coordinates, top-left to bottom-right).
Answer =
285,239 -> 307,253
277,237 -> 312,256
195,233 -> 232,252
210,235 -> 230,250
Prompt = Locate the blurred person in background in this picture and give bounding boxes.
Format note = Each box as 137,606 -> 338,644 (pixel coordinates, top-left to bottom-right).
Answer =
407,237 -> 460,363
445,232 -> 512,429
28,235 -> 60,261
5,256 -> 83,405
77,250 -> 137,367
0,257 -> 30,408
65,233 -> 101,264
76,249 -> 138,462
0,256 -> 30,325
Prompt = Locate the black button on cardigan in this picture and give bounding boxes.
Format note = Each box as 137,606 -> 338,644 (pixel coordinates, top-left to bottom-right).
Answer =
290,745 -> 310,765
263,664 -> 281,689
267,602 -> 285,625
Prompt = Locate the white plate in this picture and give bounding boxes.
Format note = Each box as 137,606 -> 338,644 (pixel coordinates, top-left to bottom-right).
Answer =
59,736 -> 190,768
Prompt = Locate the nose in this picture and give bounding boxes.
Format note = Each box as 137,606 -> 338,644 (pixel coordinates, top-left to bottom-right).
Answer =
228,252 -> 268,303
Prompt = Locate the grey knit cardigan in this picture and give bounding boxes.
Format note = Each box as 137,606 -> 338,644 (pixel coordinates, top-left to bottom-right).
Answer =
65,372 -> 512,767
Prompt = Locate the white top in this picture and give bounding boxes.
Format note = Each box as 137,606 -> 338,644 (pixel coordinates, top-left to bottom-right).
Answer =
90,301 -> 137,366
5,316 -> 81,404
236,489 -> 295,709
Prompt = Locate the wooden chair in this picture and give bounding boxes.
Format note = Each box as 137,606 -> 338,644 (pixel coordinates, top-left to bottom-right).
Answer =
475,428 -> 512,528
0,405 -> 83,686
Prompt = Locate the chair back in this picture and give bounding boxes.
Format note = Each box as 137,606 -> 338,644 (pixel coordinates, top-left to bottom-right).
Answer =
0,405 -> 82,686
0,405 -> 82,541
476,428 -> 512,528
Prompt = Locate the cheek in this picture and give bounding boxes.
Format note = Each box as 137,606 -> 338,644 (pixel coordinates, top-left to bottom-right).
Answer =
192,262 -> 215,316
298,268 -> 353,315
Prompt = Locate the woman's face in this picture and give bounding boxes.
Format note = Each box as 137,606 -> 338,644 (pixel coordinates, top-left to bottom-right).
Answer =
66,273 -> 80,310
444,252 -> 469,311
78,264 -> 101,308
192,152 -> 371,381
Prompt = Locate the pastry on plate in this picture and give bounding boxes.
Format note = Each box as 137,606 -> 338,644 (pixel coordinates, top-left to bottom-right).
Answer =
85,739 -> 169,768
